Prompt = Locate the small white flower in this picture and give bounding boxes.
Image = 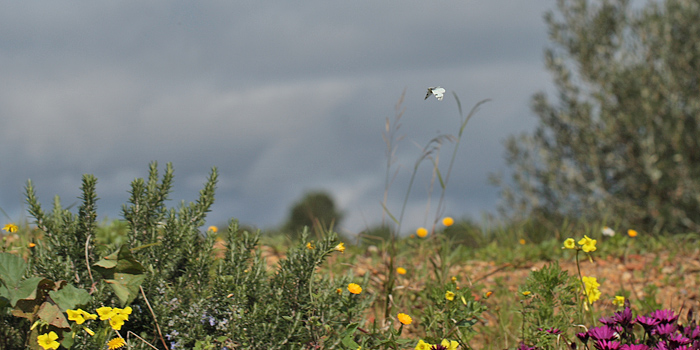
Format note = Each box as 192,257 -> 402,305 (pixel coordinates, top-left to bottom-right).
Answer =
425,86 -> 445,101
601,226 -> 615,237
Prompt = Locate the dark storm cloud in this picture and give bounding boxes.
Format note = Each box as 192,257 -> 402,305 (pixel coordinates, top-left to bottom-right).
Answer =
0,1 -> 556,234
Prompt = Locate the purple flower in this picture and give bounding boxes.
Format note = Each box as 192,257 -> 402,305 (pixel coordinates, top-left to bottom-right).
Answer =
614,308 -> 635,327
653,323 -> 677,337
578,332 -> 590,344
650,310 -> 679,325
681,325 -> 700,340
517,342 -> 536,350
668,333 -> 691,348
621,344 -> 649,350
654,341 -> 668,350
637,315 -> 661,333
589,326 -> 619,341
595,340 -> 621,350
539,327 -> 562,335
430,345 -> 447,350
600,316 -> 617,326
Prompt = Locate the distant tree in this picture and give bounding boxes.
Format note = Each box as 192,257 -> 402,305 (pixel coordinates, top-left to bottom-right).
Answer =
496,0 -> 700,234
284,191 -> 344,237
357,225 -> 392,247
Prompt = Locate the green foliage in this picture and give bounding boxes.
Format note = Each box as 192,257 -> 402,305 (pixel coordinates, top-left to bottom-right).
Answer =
518,262 -> 578,350
497,0 -> 700,234
3,161 -> 379,349
284,191 -> 344,238
418,280 -> 487,347
25,174 -> 98,288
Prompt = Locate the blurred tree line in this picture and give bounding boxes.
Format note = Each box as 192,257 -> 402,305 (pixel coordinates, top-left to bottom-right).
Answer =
495,0 -> 700,234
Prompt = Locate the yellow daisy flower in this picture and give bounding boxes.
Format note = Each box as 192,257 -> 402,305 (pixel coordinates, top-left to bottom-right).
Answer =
108,337 -> 126,350
442,217 -> 454,227
347,283 -> 362,294
2,223 -> 18,233
397,312 -> 412,325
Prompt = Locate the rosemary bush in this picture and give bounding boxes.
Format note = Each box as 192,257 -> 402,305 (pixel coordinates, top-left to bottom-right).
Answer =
1,162 -> 370,349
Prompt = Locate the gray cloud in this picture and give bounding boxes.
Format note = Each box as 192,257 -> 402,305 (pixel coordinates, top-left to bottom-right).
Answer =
0,1 -> 556,234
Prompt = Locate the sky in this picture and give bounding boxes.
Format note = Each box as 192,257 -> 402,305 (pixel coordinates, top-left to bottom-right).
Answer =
0,1 -> 558,237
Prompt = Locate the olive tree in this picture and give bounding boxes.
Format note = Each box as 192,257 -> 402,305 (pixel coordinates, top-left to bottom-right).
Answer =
497,0 -> 700,234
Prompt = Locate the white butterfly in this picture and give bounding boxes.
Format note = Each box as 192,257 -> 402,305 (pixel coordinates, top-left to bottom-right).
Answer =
424,86 -> 445,101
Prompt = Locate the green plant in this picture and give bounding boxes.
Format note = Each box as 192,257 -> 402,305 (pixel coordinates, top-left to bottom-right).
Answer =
517,262 -> 578,350
4,161 -> 382,349
496,0 -> 700,234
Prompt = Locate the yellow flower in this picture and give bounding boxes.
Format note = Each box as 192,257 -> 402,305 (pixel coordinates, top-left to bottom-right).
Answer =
96,306 -> 116,320
522,291 -> 531,296
83,327 -> 95,336
563,238 -> 576,249
335,288 -> 342,295
37,331 -> 60,350
2,223 -> 18,233
613,295 -> 625,307
108,337 -> 126,349
442,217 -> 454,227
28,242 -> 36,248
416,227 -> 428,238
334,242 -> 345,253
519,238 -> 526,245
582,276 -> 601,303
397,312 -> 412,325
306,242 -> 315,250
451,276 -> 457,283
66,309 -> 96,325
96,306 -> 131,330
441,339 -> 459,350
627,229 -> 638,238
415,339 -> 433,350
109,314 -> 129,330
445,291 -> 455,301
348,283 -> 362,294
207,225 -> 218,233
118,306 -> 132,316
396,267 -> 407,275
485,291 -> 493,298
578,235 -> 597,252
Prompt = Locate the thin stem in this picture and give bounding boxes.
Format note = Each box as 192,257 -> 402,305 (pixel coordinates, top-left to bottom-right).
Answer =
140,286 -> 169,350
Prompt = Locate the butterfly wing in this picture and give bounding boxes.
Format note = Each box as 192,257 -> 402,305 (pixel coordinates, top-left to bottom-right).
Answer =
424,87 -> 434,100
432,87 -> 445,101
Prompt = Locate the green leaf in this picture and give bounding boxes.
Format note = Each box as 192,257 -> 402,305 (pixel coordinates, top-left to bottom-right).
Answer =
50,284 -> 91,311
340,323 -> 360,349
6,277 -> 45,307
0,252 -> 26,287
93,244 -> 146,306
93,244 -> 145,276
105,273 -> 146,306
60,334 -> 75,349
435,167 -> 445,190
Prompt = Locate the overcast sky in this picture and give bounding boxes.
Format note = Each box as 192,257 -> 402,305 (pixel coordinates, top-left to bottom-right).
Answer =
0,1 -> 557,236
